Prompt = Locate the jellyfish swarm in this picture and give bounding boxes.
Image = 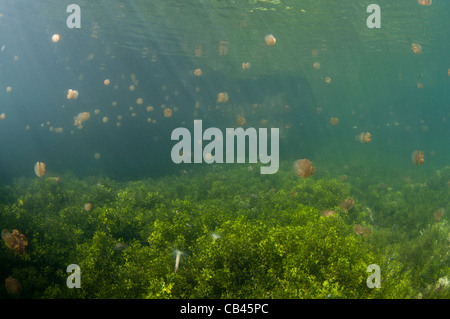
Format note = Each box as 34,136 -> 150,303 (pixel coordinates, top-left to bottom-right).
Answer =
67,89 -> 79,100
293,159 -> 315,178
34,162 -> 46,177
1,229 -> 28,254
412,150 -> 424,165
74,112 -> 91,126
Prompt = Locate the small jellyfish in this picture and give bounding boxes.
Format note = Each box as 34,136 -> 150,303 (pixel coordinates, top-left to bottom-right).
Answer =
411,150 -> 424,165
94,152 -> 101,160
34,162 -> 46,177
292,159 -> 315,178
411,43 -> 422,54
340,198 -> 355,211
329,117 -> 339,126
217,92 -> 229,103
236,116 -> 246,126
5,276 -> 21,295
129,85 -> 135,91
325,77 -> 332,84
321,209 -> 336,217
164,108 -> 173,118
136,98 -> 143,105
433,208 -> 444,221
0,113 -> 5,120
84,203 -> 92,211
417,0 -> 432,6
313,61 -> 320,70
193,68 -> 202,76
356,132 -> 372,143
67,89 -> 79,100
104,79 -> 110,86
51,34 -> 60,43
102,116 -> 109,123
448,68 -> 450,77
242,62 -> 251,70
265,34 -> 276,46
417,82 -> 423,89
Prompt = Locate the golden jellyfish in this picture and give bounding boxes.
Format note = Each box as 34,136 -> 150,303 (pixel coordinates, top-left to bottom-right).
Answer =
84,202 -> 93,211
292,159 -> 315,178
164,108 -> 173,118
265,34 -> 276,46
34,162 -> 46,177
313,61 -> 320,70
321,209 -> 336,217
411,43 -> 422,54
417,82 -> 423,89
74,112 -> 90,126
129,85 -> 135,91
217,92 -> 229,103
242,62 -> 251,70
356,132 -> 372,143
433,208 -> 444,221
412,150 -> 424,165
102,116 -> 109,123
104,79 -> 110,86
146,106 -> 154,112
5,276 -> 21,295
67,89 -> 79,100
6,86 -> 12,93
0,113 -> 5,120
448,68 -> 450,77
340,198 -> 355,211
417,0 -> 432,6
193,68 -> 202,76
94,152 -> 101,160
339,174 -> 347,182
325,77 -> 332,84
236,116 -> 246,126
51,34 -> 60,43
330,117 -> 339,126
136,98 -> 143,105
1,229 -> 28,254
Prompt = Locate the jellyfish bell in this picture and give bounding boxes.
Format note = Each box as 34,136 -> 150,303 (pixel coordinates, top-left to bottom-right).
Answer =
330,117 -> 339,126
193,68 -> 202,76
51,34 -> 60,43
104,79 -> 110,86
418,0 -> 432,5
264,34 -> 276,46
313,61 -> 320,70
217,92 -> 229,103
292,159 -> 315,178
34,162 -> 46,177
325,77 -> 332,84
411,150 -> 424,165
412,43 -> 422,54
164,108 -> 173,118
321,209 -> 336,217
356,132 -> 371,143
340,198 -> 355,211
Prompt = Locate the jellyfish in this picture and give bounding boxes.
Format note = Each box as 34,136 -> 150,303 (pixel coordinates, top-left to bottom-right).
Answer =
0,113 -> 5,120
84,203 -> 92,211
2,229 -> 28,254
104,79 -> 110,86
6,86 -> 12,93
340,198 -> 355,211
193,69 -> 202,76
412,43 -> 422,54
411,150 -> 424,165
356,132 -> 372,143
417,82 -> 423,89
448,68 -> 450,77
5,276 -> 21,295
321,209 -> 336,217
236,116 -> 246,126
102,116 -> 109,123
51,34 -> 60,43
217,92 -> 229,103
164,108 -> 173,118
433,208 -> 444,221
113,242 -> 129,251
242,62 -> 251,70
417,0 -> 432,6
129,85 -> 135,91
173,249 -> 186,272
292,159 -> 315,178
265,34 -> 276,46
34,162 -> 46,177
325,77 -> 332,84
330,117 -> 339,126
313,61 -> 320,70
67,89 -> 79,100
136,98 -> 143,105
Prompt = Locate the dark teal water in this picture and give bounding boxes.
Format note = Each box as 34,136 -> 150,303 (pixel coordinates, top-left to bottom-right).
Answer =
0,0 -> 448,183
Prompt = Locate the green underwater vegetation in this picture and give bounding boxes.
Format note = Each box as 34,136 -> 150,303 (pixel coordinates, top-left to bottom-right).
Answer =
1,163 -> 450,299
